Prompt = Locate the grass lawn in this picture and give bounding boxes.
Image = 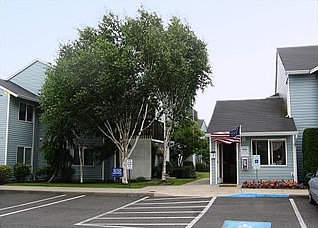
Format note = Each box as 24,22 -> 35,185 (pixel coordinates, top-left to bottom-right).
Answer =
6,172 -> 210,189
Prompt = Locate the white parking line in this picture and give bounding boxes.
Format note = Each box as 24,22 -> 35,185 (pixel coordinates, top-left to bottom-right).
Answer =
0,194 -> 66,211
289,199 -> 307,228
0,195 -> 85,217
75,196 -> 149,226
186,196 -> 217,228
137,200 -> 210,205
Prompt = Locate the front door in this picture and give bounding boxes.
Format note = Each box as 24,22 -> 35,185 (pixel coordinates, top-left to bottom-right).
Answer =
222,143 -> 237,184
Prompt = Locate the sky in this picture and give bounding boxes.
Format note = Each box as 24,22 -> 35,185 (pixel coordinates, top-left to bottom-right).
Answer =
1,0 -> 318,125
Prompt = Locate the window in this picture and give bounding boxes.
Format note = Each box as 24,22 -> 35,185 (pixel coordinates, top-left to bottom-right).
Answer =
73,148 -> 94,166
19,102 -> 33,122
17,146 -> 32,166
252,140 -> 286,166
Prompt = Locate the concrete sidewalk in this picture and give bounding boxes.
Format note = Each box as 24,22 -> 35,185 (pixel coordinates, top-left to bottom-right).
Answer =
0,178 -> 308,198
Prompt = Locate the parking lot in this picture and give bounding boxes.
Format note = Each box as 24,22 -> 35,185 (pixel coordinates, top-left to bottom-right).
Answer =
0,192 -> 317,227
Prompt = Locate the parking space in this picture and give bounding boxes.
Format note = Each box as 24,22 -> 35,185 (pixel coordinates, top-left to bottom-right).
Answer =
1,192 -> 318,228
76,196 -> 214,227
193,197 -> 318,228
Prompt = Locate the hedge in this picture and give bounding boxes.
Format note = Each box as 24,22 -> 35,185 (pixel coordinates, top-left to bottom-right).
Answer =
302,128 -> 318,179
0,165 -> 13,184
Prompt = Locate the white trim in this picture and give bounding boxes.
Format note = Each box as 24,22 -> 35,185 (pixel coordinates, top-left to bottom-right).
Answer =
285,70 -> 310,75
31,107 -> 35,174
0,85 -> 18,97
214,142 -> 218,185
287,78 -> 292,117
241,131 -> 297,137
0,86 -> 38,103
236,143 -> 239,185
286,66 -> 318,75
7,59 -> 51,80
292,135 -> 298,182
309,65 -> 318,74
4,94 -> 10,165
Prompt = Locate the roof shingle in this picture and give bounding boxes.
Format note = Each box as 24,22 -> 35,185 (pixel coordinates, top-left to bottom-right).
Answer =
207,97 -> 297,133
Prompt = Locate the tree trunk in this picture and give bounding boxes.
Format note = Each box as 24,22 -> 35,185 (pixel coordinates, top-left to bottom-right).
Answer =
122,157 -> 128,184
79,147 -> 84,183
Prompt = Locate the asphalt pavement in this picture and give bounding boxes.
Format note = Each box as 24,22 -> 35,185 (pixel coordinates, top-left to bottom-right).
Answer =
0,178 -> 308,198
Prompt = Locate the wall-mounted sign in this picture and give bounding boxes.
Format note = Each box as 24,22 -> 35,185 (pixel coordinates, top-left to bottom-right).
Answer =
241,146 -> 249,157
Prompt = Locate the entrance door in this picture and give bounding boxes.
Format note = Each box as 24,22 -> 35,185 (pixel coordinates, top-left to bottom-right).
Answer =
222,143 -> 237,184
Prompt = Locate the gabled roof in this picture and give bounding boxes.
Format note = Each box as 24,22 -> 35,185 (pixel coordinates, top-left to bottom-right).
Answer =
277,45 -> 318,74
7,59 -> 50,80
207,97 -> 297,135
0,79 -> 39,102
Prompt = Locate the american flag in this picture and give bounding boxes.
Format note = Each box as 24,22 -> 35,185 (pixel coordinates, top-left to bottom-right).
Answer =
211,126 -> 241,144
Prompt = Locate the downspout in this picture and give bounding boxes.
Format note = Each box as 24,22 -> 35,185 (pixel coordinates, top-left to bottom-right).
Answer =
4,94 -> 10,165
293,134 -> 298,183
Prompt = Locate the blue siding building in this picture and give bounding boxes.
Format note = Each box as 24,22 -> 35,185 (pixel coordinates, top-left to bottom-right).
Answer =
0,60 -> 49,173
207,45 -> 317,185
275,45 -> 318,181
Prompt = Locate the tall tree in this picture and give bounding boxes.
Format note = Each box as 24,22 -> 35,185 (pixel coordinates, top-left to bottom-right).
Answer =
151,17 -> 212,180
40,8 -> 212,184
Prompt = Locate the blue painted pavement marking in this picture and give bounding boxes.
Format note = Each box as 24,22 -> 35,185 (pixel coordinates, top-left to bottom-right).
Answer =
221,220 -> 271,228
218,193 -> 289,198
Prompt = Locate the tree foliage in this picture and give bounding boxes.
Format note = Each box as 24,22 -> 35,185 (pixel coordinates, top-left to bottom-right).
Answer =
302,128 -> 318,178
40,8 -> 212,183
171,118 -> 209,166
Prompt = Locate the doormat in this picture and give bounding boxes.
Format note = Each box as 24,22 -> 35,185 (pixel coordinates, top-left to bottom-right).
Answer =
219,184 -> 237,187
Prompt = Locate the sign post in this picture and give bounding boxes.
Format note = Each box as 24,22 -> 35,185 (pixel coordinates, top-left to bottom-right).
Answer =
127,159 -> 133,187
252,155 -> 261,181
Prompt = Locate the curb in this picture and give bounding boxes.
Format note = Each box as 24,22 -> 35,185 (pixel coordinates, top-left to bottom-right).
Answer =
0,189 -> 155,198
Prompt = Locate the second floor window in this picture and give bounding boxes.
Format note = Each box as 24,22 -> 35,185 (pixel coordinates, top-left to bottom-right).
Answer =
19,102 -> 33,122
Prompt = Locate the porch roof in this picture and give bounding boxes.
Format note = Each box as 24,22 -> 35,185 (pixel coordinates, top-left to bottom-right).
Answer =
207,97 -> 297,134
0,79 -> 39,102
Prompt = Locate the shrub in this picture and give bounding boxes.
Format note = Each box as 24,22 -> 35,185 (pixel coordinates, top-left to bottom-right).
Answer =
136,176 -> 146,182
61,166 -> 75,183
302,128 -> 318,181
14,163 -> 31,182
241,179 -> 306,189
196,162 -> 209,172
183,161 -> 194,167
152,161 -> 173,178
0,165 -> 13,184
171,166 -> 196,179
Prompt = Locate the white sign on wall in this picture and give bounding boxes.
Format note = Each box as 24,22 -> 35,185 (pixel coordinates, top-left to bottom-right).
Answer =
241,146 -> 249,157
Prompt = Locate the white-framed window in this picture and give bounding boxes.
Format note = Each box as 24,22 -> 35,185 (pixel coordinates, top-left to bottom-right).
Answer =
17,146 -> 32,166
73,148 -> 94,166
18,102 -> 33,122
252,139 -> 286,166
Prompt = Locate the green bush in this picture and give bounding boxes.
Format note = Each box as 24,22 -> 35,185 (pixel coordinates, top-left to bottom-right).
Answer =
0,165 -> 13,184
302,128 -> 318,180
152,161 -> 173,178
14,163 -> 31,182
136,176 -> 146,182
195,162 -> 209,172
183,161 -> 194,167
171,166 -> 196,179
61,166 -> 75,182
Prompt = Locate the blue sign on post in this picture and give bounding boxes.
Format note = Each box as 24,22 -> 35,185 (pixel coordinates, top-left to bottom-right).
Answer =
111,167 -> 123,178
